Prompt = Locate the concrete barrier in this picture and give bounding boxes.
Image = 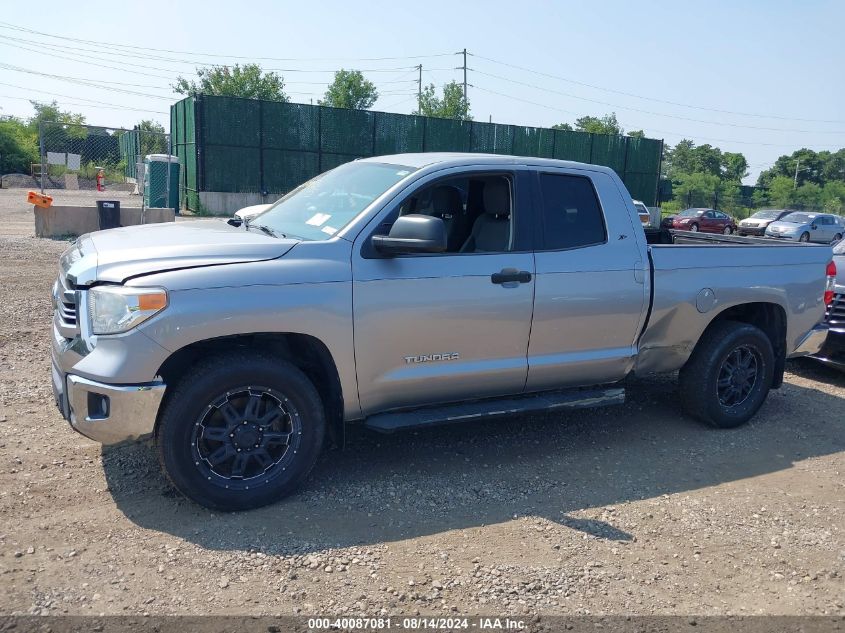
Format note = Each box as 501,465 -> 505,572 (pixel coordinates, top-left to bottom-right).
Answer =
34,205 -> 175,238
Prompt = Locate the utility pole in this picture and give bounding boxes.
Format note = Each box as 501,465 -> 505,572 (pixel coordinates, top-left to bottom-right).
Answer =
417,64 -> 422,112
462,48 -> 468,102
793,158 -> 800,189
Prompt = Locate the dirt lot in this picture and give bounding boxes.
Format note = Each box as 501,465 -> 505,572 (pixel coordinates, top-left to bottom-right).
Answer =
0,188 -> 843,617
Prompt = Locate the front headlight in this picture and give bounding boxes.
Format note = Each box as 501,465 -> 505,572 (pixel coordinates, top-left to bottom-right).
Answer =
88,286 -> 168,335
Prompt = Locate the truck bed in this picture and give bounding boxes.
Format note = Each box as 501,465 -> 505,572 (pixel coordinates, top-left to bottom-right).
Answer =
635,229 -> 833,375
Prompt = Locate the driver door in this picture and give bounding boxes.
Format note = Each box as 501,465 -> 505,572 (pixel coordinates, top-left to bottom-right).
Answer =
351,168 -> 535,415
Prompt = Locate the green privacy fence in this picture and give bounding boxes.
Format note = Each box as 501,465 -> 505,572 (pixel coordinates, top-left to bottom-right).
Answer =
170,95 -> 664,211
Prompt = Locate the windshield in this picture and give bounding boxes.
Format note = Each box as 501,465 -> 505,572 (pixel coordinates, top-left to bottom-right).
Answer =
249,161 -> 416,240
750,210 -> 783,220
780,212 -> 815,224
678,208 -> 704,217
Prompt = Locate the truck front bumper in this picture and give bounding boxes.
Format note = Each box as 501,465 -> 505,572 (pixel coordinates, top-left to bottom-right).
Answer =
52,356 -> 166,445
789,324 -> 830,358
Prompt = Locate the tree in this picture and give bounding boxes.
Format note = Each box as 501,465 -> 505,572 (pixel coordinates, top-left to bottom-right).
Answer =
551,122 -> 573,131
413,81 -> 471,120
767,175 -> 797,207
173,64 -> 288,101
628,129 -> 646,139
28,101 -> 86,131
822,180 -> 845,213
721,152 -> 748,182
573,112 -> 623,135
0,116 -> 38,174
321,69 -> 378,109
135,120 -> 167,156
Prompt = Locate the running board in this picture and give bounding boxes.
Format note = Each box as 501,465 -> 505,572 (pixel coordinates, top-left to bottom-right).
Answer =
363,386 -> 625,433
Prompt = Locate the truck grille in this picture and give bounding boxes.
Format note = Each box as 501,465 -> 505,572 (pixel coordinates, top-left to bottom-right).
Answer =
825,293 -> 845,327
54,274 -> 79,335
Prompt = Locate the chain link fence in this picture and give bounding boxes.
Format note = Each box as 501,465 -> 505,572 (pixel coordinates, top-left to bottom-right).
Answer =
37,121 -> 170,207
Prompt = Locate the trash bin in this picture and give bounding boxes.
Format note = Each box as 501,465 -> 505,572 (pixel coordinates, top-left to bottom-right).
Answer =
96,200 -> 120,230
143,154 -> 180,212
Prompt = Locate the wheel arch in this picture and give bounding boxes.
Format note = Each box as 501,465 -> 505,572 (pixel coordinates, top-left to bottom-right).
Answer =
690,301 -> 787,388
155,332 -> 345,447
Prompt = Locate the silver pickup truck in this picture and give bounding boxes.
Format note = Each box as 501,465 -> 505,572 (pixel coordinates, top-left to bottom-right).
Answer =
50,153 -> 836,511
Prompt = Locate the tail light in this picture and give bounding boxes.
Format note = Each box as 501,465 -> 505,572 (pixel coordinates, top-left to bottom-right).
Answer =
825,260 -> 836,306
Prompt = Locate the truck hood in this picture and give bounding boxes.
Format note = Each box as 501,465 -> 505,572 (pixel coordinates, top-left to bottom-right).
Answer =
62,219 -> 298,285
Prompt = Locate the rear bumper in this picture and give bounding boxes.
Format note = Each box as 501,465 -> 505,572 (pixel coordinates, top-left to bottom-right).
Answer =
810,329 -> 845,369
789,324 -> 830,358
52,355 -> 166,445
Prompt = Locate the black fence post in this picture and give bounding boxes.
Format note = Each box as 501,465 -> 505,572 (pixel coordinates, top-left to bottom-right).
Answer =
654,139 -> 664,207
621,135 -> 630,190
258,99 -> 265,197
317,105 -> 323,173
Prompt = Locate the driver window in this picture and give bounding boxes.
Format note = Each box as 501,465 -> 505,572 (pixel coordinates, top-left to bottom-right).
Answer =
395,175 -> 514,254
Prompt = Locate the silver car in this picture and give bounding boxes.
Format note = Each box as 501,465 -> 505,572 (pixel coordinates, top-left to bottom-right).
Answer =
764,212 -> 844,243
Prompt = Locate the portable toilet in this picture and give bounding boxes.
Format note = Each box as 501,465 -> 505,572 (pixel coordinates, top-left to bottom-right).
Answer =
143,154 -> 180,211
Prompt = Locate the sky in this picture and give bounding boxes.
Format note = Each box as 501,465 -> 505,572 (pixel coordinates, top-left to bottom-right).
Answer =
1,0 -> 843,184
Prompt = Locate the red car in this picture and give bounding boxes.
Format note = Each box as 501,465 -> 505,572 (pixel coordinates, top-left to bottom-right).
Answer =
672,208 -> 737,234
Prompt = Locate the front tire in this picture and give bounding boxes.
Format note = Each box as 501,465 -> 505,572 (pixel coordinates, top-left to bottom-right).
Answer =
679,321 -> 774,429
156,352 -> 325,511
799,232 -> 810,242
832,233 -> 842,244
723,226 -> 733,235
689,223 -> 699,232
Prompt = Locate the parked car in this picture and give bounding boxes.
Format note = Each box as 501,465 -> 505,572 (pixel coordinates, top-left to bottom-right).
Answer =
632,199 -> 651,226
660,214 -> 676,229
671,208 -> 736,234
764,212 -> 844,243
50,153 -> 834,511
812,239 -> 845,369
234,203 -> 272,222
737,209 -> 793,237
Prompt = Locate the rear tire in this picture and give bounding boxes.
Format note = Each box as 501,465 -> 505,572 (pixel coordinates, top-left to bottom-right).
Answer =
156,352 -> 325,511
679,320 -> 774,429
799,232 -> 810,242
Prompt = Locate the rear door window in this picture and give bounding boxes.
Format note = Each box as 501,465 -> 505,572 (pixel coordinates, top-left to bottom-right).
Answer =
537,174 -> 607,250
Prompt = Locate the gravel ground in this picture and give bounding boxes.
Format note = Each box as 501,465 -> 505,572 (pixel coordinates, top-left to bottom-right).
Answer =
0,190 -> 843,617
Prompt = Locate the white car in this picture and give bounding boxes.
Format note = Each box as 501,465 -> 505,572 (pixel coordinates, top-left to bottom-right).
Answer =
234,203 -> 272,222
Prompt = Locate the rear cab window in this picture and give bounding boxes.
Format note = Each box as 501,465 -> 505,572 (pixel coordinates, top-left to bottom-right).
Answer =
536,173 -> 607,250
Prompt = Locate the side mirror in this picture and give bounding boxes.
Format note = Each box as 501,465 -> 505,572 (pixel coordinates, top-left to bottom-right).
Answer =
811,224 -> 818,230
371,214 -> 447,256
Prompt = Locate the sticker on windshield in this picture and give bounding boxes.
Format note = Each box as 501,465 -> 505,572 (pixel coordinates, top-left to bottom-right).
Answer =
321,225 -> 338,236
396,170 -> 410,176
306,212 -> 331,227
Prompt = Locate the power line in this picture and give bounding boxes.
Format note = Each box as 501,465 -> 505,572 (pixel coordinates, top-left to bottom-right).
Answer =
471,52 -> 845,125
0,21 -> 456,63
0,93 -> 167,114
0,83 -> 168,114
471,85 -> 843,149
471,68 -> 845,134
0,33 -> 422,74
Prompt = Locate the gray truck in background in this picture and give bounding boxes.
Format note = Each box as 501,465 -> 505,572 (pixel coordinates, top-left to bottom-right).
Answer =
50,153 -> 836,511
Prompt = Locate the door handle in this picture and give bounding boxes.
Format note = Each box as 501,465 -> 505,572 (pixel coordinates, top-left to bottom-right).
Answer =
491,268 -> 532,285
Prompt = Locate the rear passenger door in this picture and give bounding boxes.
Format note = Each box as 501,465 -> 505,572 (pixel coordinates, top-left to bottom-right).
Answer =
526,169 -> 648,391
